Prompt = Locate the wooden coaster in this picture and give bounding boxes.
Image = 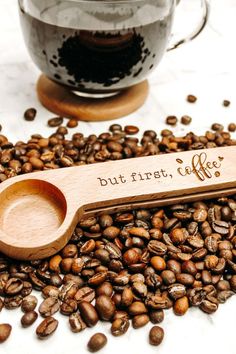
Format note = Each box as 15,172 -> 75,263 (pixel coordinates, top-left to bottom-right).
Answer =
37,75 -> 149,121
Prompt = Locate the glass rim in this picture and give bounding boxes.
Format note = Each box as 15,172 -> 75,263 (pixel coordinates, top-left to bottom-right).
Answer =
19,0 -> 174,6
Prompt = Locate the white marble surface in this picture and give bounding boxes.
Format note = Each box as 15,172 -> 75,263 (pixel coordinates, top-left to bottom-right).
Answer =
1,0 -> 236,354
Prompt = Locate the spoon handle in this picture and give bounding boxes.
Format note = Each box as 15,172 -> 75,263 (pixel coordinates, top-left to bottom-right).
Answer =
60,145 -> 236,213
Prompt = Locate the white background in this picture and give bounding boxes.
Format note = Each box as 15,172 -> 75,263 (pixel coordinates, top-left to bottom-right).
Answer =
1,0 -> 236,353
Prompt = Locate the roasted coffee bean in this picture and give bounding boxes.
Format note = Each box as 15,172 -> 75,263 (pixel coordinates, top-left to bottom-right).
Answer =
78,301 -> 99,327
0,324 -> 12,343
67,119 -> 78,128
36,317 -> 58,339
60,299 -> 77,315
148,241 -> 167,256
161,270 -> 176,285
199,299 -> 218,314
168,284 -> 186,300
187,94 -> 197,103
228,123 -> 236,132
173,296 -> 189,316
88,272 -> 107,287
39,297 -> 60,317
166,116 -> 177,126
96,282 -> 113,297
21,281 -> 33,297
121,287 -> 133,307
95,295 -> 115,321
167,260 -> 181,274
75,286 -> 96,303
128,301 -> 147,315
176,273 -> 195,286
4,277 -> 23,295
123,249 -> 140,265
132,314 -> 149,328
24,108 -> 37,121
211,123 -> 223,131
217,290 -> 234,303
87,333 -> 107,352
124,125 -> 139,135
132,282 -> 147,298
149,326 -> 164,346
149,309 -> 164,324
181,115 -> 192,125
21,311 -> 38,327
42,285 -> 60,298
150,256 -> 166,271
212,220 -> 229,235
223,99 -> 231,107
49,255 -> 62,273
29,272 -> 46,290
111,318 -> 130,336
48,117 -> 63,127
60,282 -> 78,301
69,313 -> 86,333
21,295 -> 38,312
4,295 -> 23,309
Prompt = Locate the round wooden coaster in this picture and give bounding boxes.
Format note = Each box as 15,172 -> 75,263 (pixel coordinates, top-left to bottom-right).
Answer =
37,75 -> 149,121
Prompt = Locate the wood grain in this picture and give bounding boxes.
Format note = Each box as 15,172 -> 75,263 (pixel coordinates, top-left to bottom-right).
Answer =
37,75 -> 149,121
0,146 -> 235,260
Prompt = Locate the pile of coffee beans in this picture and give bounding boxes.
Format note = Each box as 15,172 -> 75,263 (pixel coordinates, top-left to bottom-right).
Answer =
0,123 -> 236,350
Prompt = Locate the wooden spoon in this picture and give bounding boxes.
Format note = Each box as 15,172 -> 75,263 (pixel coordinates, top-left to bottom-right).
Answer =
0,146 -> 235,260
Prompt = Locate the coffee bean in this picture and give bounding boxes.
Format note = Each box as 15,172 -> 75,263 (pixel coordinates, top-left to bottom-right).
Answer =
168,284 -> 186,300
4,278 -> 23,295
48,117 -> 63,127
211,123 -> 224,131
173,296 -> 189,316
149,309 -> 164,324
111,318 -> 130,336
67,119 -> 78,128
60,299 -> 77,315
166,116 -> 178,126
96,282 -> 113,297
128,301 -> 147,315
149,326 -> 164,346
187,94 -> 197,103
36,317 -> 58,339
121,287 -> 133,307
150,256 -> 166,271
124,125 -> 139,135
21,311 -> 38,327
132,314 -> 149,328
69,313 -> 86,333
161,270 -> 176,285
148,240 -> 167,256
95,295 -> 115,321
176,273 -> 195,286
39,297 -> 60,317
199,299 -> 218,314
123,249 -> 140,265
78,301 -> 99,327
181,115 -> 192,125
42,285 -> 60,298
4,295 -> 23,309
223,99 -> 230,107
0,324 -> 12,343
21,295 -> 38,312
87,333 -> 107,352
228,123 -> 236,132
24,108 -> 37,121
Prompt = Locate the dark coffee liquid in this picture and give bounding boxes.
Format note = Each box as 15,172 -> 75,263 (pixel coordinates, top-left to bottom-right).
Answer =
20,3 -> 173,93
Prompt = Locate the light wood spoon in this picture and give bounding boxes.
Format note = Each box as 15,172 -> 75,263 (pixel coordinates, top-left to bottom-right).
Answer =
0,146 -> 235,260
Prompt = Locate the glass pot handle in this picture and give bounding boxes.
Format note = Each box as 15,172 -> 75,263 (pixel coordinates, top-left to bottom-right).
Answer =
167,0 -> 210,51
